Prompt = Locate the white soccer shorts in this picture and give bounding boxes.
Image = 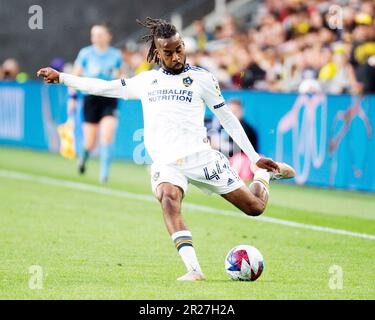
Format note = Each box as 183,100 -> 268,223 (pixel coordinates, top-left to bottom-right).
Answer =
151,149 -> 244,196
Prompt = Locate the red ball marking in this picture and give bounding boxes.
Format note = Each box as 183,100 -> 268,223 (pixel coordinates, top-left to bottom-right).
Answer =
234,249 -> 250,270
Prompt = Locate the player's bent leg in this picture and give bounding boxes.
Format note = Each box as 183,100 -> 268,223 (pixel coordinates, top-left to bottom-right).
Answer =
223,161 -> 294,216
156,182 -> 205,281
221,161 -> 272,217
222,184 -> 267,216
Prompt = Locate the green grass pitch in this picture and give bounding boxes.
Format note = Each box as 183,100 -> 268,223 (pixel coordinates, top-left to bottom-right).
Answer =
0,147 -> 374,299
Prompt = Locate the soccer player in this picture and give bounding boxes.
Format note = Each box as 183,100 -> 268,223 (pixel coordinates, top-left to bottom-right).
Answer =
37,17 -> 295,281
69,23 -> 124,183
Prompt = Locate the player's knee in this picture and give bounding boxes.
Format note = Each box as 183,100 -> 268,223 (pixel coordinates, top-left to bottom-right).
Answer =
85,143 -> 96,151
243,199 -> 265,217
253,201 -> 266,216
161,191 -> 179,206
157,186 -> 181,211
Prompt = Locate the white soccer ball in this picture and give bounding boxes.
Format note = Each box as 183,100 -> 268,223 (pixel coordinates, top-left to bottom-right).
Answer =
225,245 -> 264,281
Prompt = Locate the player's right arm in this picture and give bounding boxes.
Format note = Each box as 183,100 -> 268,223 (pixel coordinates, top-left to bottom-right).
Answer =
37,67 -> 137,100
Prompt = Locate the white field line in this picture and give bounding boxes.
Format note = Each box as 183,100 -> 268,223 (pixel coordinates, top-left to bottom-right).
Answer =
1,169 -> 375,241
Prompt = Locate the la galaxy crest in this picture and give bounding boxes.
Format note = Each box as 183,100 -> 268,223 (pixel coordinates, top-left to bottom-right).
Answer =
182,76 -> 193,87
212,75 -> 222,97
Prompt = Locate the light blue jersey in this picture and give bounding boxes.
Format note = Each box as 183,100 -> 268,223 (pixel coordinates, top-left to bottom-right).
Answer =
75,45 -> 123,80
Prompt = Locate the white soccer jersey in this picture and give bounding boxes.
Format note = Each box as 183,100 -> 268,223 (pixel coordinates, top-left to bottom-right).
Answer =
60,64 -> 260,165
120,65 -> 224,164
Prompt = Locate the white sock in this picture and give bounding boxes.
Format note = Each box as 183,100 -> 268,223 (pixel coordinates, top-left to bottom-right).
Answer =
171,230 -> 202,273
251,169 -> 270,195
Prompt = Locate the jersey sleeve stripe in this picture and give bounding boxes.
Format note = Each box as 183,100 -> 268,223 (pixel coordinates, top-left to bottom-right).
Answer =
213,102 -> 225,109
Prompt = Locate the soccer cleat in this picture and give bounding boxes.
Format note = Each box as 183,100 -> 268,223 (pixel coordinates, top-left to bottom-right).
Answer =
177,270 -> 205,281
270,162 -> 296,180
77,158 -> 86,175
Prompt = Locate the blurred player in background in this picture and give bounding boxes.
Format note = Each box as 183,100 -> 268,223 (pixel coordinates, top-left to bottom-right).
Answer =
38,18 -> 295,281
69,23 -> 124,183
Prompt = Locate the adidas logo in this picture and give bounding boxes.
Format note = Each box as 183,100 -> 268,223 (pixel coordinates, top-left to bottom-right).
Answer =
227,178 -> 234,186
151,79 -> 158,85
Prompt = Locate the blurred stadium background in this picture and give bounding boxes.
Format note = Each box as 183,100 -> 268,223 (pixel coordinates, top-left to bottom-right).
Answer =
0,0 -> 374,299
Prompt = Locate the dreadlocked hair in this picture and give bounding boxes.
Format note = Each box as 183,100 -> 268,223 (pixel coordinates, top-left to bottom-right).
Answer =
136,17 -> 178,64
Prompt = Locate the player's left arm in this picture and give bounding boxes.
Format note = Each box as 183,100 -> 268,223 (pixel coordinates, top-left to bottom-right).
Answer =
202,73 -> 279,172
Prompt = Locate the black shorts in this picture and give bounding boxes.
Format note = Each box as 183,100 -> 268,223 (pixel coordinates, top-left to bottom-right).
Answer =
83,95 -> 118,124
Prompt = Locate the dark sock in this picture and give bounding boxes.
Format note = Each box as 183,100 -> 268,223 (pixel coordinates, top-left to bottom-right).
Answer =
82,149 -> 90,162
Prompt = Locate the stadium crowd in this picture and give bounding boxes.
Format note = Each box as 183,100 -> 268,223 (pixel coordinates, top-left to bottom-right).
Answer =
1,0 -> 374,94
120,0 -> 375,94
0,58 -> 28,83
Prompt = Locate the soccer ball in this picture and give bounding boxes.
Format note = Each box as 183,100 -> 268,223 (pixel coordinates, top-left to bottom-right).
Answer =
225,245 -> 264,281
